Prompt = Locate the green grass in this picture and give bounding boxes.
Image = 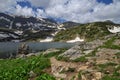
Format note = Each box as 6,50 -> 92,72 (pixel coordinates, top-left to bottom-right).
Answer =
78,71 -> 82,80
115,52 -> 120,59
73,56 -> 88,62
36,73 -> 56,80
54,22 -> 116,42
56,56 -> 70,62
0,55 -> 52,80
97,62 -> 117,69
102,36 -> 120,50
102,75 -> 120,80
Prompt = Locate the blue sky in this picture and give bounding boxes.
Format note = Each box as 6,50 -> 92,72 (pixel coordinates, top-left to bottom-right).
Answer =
0,0 -> 120,23
97,0 -> 113,4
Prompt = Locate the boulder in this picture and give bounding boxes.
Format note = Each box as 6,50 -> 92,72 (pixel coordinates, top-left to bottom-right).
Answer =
17,43 -> 29,55
58,40 -> 104,60
58,45 -> 83,60
43,48 -> 60,55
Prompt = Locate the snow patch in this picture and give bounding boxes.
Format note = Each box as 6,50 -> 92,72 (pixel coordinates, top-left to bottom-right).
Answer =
0,34 -> 9,38
108,26 -> 120,33
40,37 -> 53,42
14,30 -> 23,35
57,24 -> 66,30
0,17 -> 10,22
16,23 -> 21,27
51,31 -> 59,36
67,36 -> 84,43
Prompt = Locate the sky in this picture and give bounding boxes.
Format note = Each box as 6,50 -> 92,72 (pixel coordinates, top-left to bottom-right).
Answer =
0,0 -> 120,23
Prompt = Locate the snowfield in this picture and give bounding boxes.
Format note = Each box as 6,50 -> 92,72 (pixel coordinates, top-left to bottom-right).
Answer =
40,37 -> 53,42
108,26 -> 120,33
67,36 -> 84,43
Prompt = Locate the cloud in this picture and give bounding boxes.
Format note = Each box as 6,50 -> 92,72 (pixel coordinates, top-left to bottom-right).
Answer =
45,0 -> 97,23
0,0 -> 16,12
43,0 -> 120,23
15,5 -> 34,17
0,0 -> 120,23
36,9 -> 46,18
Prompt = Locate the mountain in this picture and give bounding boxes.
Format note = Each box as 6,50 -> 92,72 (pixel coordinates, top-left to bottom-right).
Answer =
0,13 -> 58,42
0,13 -> 57,30
54,21 -> 120,42
61,21 -> 80,29
0,13 -> 120,42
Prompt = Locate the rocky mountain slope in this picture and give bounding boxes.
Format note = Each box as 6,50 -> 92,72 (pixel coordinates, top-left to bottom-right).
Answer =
0,13 -> 58,42
0,13 -> 81,42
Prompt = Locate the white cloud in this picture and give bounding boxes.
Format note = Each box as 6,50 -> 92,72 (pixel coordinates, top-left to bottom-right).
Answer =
36,9 -> 46,18
43,0 -> 120,23
45,0 -> 98,23
15,5 -> 34,17
0,0 -> 16,12
0,0 -> 120,23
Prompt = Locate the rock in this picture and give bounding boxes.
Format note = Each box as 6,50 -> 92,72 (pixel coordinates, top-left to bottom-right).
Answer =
81,75 -> 87,80
17,43 -> 29,55
95,48 -> 120,64
80,70 -> 102,80
16,54 -> 26,58
58,40 -> 104,60
43,48 -> 60,55
58,45 -> 83,60
29,71 -> 36,78
53,72 -> 66,78
93,72 -> 102,80
26,53 -> 36,57
83,50 -> 93,54
113,39 -> 120,46
77,66 -> 88,72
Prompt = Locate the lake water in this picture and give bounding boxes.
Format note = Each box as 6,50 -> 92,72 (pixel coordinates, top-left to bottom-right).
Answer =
0,42 -> 75,58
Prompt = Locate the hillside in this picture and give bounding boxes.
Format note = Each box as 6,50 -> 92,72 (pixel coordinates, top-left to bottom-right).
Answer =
54,21 -> 120,42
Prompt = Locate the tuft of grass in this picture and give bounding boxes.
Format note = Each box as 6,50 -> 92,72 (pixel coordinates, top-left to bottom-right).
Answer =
102,75 -> 120,80
78,71 -> 82,80
115,52 -> 120,58
102,37 -> 120,50
56,56 -> 70,62
73,56 -> 88,62
36,73 -> 56,80
97,62 -> 117,69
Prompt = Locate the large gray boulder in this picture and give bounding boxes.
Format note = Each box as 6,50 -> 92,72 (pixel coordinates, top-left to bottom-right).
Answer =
58,40 -> 105,60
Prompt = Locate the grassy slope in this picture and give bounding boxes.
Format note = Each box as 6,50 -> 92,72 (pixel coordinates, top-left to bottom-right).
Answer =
0,54 -> 54,80
54,22 -> 119,42
0,49 -> 66,80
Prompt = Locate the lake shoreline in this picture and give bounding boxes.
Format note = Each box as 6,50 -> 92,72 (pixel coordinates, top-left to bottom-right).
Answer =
0,42 -> 75,59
